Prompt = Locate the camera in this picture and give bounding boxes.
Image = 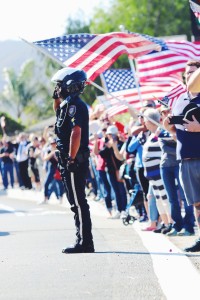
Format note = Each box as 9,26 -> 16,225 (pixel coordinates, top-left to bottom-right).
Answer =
112,134 -> 118,141
169,103 -> 200,125
169,115 -> 185,125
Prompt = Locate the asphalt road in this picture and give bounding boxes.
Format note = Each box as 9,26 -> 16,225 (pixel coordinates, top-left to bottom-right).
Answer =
0,194 -> 200,300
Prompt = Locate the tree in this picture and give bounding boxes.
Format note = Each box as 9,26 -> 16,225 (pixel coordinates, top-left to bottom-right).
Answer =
1,60 -> 40,120
65,15 -> 91,34
0,112 -> 24,136
90,0 -> 192,39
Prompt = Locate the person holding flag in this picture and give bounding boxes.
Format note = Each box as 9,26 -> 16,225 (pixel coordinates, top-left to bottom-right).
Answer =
164,60 -> 200,252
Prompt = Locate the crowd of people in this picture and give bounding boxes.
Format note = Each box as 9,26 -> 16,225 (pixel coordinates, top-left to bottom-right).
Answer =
0,127 -> 65,204
88,104 -> 196,238
1,60 -> 200,253
87,59 -> 200,253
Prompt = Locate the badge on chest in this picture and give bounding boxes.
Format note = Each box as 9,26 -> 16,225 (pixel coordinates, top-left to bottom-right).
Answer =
68,105 -> 76,117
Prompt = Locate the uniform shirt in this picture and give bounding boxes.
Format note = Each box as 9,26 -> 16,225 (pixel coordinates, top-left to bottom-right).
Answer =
55,95 -> 89,155
172,92 -> 200,160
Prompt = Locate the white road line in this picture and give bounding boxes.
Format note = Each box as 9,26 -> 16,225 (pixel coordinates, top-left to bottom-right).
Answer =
0,204 -> 26,216
0,204 -> 67,217
27,211 -> 67,216
133,222 -> 200,300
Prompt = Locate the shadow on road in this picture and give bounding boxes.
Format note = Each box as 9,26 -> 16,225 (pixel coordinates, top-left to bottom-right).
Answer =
0,209 -> 26,214
0,209 -> 13,214
0,231 -> 10,237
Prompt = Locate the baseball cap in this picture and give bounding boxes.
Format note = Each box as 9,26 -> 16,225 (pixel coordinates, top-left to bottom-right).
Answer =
106,125 -> 118,135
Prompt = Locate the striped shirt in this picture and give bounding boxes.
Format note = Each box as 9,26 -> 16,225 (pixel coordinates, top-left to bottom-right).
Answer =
142,133 -> 161,180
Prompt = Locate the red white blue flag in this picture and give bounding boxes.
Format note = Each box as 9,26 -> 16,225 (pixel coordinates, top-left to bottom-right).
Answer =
32,32 -> 161,81
100,69 -> 182,116
137,39 -> 200,81
161,83 -> 187,108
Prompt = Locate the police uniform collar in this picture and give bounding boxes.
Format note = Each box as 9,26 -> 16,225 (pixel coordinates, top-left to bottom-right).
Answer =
59,96 -> 71,108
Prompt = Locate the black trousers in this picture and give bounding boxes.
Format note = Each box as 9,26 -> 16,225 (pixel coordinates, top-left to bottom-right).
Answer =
61,160 -> 93,246
18,159 -> 32,189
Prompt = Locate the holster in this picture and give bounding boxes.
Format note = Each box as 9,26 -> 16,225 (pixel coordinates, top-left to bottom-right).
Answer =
76,149 -> 90,163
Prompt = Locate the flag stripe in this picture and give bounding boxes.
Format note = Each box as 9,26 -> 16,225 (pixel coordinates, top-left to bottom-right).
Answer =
137,39 -> 200,81
33,32 -> 161,81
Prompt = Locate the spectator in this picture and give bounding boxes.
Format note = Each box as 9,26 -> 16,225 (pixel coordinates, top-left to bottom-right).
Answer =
159,106 -> 195,236
0,138 -> 14,190
142,108 -> 172,232
127,111 -> 150,222
99,125 -> 128,219
40,137 -> 57,204
16,132 -> 32,190
27,135 -> 41,191
93,127 -> 116,216
164,60 -> 200,252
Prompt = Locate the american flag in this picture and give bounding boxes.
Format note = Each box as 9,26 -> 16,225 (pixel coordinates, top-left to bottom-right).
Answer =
189,0 -> 200,24
161,82 -> 187,108
136,39 -> 200,81
32,32 -> 161,81
100,69 -> 182,117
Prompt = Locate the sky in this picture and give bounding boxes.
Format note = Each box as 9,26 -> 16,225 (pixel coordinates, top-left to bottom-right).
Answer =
0,0 -> 108,42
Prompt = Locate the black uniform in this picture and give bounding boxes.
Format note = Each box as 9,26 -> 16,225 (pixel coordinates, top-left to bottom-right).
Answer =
55,95 -> 94,250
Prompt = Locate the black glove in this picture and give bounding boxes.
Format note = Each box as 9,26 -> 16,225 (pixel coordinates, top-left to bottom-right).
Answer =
52,88 -> 59,100
67,158 -> 79,172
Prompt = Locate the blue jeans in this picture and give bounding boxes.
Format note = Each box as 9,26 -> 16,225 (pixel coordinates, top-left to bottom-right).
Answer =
148,184 -> 159,222
1,162 -> 14,189
160,165 -> 195,232
108,172 -> 127,212
98,170 -> 112,209
48,179 -> 65,199
44,165 -> 56,198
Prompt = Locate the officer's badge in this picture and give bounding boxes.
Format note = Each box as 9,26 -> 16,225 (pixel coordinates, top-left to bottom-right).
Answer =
68,105 -> 76,117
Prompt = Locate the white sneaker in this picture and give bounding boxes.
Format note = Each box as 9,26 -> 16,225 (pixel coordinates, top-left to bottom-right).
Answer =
111,211 -> 121,219
120,211 -> 128,219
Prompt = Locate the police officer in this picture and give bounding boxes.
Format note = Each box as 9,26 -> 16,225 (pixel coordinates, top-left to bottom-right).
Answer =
51,67 -> 94,254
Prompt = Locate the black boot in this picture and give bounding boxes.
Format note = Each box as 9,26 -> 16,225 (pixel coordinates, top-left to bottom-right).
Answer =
62,243 -> 95,254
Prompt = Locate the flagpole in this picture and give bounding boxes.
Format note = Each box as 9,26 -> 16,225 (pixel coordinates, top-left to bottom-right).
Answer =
20,37 -> 161,128
119,25 -> 144,107
128,58 -> 144,106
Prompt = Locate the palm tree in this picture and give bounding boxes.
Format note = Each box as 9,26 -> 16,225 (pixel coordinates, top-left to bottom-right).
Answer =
1,60 -> 40,120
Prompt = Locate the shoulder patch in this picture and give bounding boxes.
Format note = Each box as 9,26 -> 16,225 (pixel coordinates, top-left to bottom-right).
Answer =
68,105 -> 76,117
